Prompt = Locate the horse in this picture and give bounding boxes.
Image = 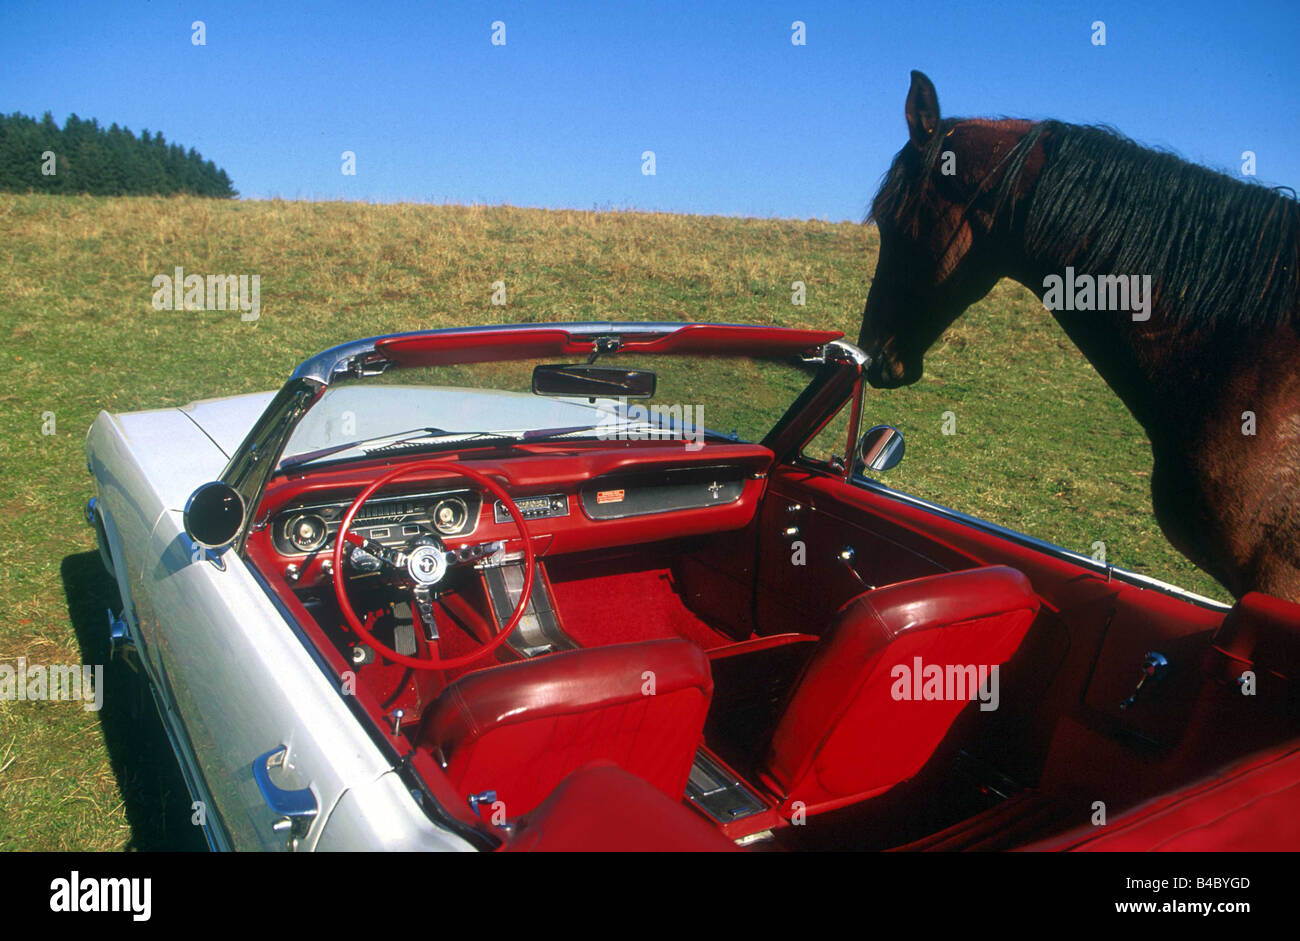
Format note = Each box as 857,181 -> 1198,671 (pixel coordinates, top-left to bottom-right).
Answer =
858,70 -> 1300,603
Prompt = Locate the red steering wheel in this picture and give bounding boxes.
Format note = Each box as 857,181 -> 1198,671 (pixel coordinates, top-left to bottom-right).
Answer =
331,460 -> 535,670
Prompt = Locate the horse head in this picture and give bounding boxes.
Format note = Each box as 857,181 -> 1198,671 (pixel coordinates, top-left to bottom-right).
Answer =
860,71 -> 1037,388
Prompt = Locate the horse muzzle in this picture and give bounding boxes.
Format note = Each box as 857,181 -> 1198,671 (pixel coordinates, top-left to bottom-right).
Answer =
865,348 -> 919,389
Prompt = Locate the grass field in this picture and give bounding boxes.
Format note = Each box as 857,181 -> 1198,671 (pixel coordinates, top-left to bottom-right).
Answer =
0,193 -> 1230,850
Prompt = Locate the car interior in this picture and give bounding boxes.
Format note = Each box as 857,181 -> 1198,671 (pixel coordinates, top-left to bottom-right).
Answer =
237,339 -> 1300,852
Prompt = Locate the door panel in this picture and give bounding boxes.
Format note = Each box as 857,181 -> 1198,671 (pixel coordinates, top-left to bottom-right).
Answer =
755,468 -> 979,636
756,462 -> 1233,794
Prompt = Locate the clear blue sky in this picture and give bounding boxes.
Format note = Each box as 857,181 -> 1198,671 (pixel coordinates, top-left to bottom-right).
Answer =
2,0 -> 1297,220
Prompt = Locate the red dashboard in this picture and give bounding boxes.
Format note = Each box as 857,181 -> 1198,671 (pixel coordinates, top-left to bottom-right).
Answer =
246,441 -> 775,587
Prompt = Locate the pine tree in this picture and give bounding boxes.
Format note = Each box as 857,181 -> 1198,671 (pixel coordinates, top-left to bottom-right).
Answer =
0,111 -> 236,196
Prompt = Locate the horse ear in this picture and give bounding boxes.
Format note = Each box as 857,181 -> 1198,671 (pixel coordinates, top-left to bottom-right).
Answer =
905,70 -> 941,149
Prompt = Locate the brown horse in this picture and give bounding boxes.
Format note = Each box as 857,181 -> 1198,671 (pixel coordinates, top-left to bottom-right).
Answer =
859,70 -> 1300,603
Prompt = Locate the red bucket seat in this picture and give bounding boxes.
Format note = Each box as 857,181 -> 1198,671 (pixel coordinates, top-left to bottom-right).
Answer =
748,565 -> 1040,817
419,638 -> 712,820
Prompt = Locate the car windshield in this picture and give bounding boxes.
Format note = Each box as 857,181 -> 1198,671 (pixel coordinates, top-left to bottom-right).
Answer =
279,353 -> 824,468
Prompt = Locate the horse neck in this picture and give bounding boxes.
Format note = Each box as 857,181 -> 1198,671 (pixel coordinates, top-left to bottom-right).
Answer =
1001,253 -> 1211,441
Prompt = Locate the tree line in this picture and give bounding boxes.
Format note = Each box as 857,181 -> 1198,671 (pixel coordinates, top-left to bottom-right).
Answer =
0,111 -> 236,197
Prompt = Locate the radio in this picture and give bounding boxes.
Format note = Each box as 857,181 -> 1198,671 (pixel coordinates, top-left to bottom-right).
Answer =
495,493 -> 569,523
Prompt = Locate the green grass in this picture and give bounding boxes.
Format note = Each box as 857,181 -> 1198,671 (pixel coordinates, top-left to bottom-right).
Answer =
0,193 -> 1230,850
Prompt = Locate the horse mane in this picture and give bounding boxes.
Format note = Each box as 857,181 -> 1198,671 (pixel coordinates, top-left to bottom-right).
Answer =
871,118 -> 1300,332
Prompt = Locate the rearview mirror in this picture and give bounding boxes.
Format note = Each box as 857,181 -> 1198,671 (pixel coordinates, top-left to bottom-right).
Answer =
532,364 -> 656,398
857,424 -> 905,472
184,481 -> 246,552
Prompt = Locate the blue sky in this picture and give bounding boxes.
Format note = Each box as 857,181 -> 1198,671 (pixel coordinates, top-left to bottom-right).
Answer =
2,0 -> 1297,220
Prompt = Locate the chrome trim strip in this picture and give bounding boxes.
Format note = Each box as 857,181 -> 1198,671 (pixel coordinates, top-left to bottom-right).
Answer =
850,473 -> 1231,611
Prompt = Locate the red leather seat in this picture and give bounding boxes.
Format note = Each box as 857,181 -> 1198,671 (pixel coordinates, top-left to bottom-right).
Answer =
419,639 -> 712,820
1020,736 -> 1300,851
757,565 -> 1039,817
503,761 -> 740,852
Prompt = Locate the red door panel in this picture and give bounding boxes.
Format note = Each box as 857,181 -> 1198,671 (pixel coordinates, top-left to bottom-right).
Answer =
755,468 -> 979,636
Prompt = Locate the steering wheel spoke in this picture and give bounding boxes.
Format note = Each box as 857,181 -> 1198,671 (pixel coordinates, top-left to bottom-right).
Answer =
342,530 -> 406,571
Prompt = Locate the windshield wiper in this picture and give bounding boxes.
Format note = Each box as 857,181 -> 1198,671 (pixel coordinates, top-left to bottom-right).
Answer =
363,431 -> 522,455
280,427 -> 516,469
521,421 -> 739,444
281,419 -> 742,471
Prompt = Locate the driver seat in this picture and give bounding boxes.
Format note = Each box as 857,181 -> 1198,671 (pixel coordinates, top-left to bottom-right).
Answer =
418,639 -> 713,820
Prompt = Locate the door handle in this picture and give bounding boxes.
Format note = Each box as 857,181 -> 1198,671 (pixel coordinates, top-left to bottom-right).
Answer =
1120,651 -> 1169,710
838,546 -> 875,591
253,746 -> 318,849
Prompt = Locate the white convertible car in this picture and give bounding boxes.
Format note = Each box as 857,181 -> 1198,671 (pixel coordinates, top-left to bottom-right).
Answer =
84,322 -> 1300,852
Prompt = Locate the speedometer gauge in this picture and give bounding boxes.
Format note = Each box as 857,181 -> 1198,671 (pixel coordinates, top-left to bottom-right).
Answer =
432,497 -> 468,535
284,513 -> 328,552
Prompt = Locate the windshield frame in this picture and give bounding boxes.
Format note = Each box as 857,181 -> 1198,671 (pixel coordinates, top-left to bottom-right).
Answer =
218,322 -> 865,551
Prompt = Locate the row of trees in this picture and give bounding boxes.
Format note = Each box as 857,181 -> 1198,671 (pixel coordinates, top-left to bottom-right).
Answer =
0,112 -> 236,197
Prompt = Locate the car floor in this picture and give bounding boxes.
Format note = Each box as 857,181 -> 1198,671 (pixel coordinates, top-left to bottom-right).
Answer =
546,554 -> 736,651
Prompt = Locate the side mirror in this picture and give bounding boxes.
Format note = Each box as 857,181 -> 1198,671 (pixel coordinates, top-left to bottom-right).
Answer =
532,364 -> 656,398
184,481 -> 246,553
857,425 -> 905,473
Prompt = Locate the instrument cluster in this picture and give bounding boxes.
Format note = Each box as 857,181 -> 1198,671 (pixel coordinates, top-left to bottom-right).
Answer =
270,488 -> 482,557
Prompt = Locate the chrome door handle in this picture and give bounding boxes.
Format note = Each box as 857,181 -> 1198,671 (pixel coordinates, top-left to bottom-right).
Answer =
254,746 -> 318,849
838,546 -> 875,591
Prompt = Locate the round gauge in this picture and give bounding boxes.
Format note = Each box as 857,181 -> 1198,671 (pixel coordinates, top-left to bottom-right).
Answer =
432,497 -> 469,535
284,513 -> 328,553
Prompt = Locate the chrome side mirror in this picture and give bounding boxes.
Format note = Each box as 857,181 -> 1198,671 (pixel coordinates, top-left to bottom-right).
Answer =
184,481 -> 246,554
857,424 -> 905,473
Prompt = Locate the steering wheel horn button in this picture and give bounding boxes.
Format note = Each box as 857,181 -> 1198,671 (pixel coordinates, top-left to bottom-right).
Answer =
406,544 -> 448,586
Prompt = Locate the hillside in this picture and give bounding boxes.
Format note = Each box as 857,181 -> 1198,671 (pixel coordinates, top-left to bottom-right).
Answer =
0,193 -> 1227,849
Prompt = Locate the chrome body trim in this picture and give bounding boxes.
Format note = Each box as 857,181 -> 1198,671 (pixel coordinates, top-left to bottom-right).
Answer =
850,472 -> 1231,611
83,479 -> 233,851
826,338 -> 868,366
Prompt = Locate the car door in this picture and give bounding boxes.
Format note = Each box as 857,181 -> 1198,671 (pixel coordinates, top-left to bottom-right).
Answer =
142,506 -> 399,850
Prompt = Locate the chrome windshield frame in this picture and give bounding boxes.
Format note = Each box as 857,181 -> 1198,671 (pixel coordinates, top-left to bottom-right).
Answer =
217,323 -> 864,552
